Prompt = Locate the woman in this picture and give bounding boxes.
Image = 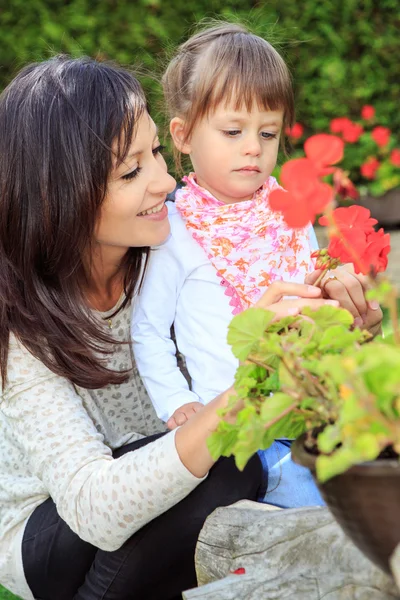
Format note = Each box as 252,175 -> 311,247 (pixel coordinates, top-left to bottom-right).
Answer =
0,56 -> 382,600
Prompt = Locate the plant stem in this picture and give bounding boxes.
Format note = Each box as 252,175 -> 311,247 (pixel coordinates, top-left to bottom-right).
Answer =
263,401 -> 298,430
246,355 -> 274,372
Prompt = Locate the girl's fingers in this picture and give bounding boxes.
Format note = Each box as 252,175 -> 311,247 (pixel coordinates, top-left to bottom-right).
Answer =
166,417 -> 178,430
268,298 -> 340,320
255,281 -> 322,309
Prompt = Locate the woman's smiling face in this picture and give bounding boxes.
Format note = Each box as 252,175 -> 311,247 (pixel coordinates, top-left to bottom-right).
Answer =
96,112 -> 176,250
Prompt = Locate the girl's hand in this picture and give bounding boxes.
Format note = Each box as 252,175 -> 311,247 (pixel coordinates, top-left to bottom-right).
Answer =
305,264 -> 383,337
254,281 -> 339,317
167,401 -> 204,430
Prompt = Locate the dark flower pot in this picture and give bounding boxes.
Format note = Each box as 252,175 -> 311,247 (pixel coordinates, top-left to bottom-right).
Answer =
292,434 -> 400,575
358,188 -> 400,227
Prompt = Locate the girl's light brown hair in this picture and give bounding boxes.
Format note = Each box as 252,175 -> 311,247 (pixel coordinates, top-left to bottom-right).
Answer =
162,22 -> 295,172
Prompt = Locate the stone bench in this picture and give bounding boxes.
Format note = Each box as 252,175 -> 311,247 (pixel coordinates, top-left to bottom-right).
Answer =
183,501 -> 400,599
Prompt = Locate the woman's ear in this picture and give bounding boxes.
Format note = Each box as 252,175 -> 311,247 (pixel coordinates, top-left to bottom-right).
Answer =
170,118 -> 191,154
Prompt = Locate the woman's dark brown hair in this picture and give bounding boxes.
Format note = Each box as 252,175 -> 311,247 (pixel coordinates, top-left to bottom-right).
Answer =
0,55 -> 149,389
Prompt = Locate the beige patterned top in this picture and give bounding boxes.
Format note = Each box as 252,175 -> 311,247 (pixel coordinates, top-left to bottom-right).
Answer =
0,302 -> 205,600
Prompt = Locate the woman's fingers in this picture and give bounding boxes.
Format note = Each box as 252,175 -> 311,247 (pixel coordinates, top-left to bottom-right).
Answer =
307,264 -> 383,335
322,272 -> 366,326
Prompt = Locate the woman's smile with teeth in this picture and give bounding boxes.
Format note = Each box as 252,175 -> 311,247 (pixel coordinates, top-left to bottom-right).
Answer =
138,201 -> 165,216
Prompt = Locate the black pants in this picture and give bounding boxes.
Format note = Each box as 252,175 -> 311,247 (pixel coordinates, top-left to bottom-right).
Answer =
22,432 -> 262,600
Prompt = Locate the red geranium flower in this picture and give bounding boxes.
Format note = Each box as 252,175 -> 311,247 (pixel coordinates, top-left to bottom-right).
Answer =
360,157 -> 380,180
333,169 -> 359,201
286,123 -> 304,140
390,149 -> 400,167
319,205 -> 376,265
319,206 -> 390,275
341,122 -> 363,143
330,117 -> 353,134
371,126 -> 391,147
363,228 -> 391,274
269,158 -> 333,228
361,105 -> 375,120
304,134 -> 345,176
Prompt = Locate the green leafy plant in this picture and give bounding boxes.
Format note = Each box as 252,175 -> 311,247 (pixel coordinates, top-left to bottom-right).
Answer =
208,134 -> 400,483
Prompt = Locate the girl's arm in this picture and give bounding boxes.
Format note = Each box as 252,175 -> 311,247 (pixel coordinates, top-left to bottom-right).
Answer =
132,231 -> 203,422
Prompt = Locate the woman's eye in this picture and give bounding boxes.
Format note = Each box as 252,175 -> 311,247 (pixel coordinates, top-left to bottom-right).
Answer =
122,167 -> 142,181
222,130 -> 241,137
153,144 -> 166,155
121,145 -> 166,181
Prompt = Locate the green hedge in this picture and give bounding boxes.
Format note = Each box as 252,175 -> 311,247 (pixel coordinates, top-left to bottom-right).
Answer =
0,0 -> 398,175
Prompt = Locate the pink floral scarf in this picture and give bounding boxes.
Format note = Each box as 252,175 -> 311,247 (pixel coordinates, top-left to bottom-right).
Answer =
175,173 -> 315,314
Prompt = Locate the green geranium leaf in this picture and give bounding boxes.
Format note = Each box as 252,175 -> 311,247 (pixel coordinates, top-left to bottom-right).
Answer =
207,422 -> 239,460
260,392 -> 295,424
302,305 -> 354,330
319,325 -> 365,352
317,424 -> 341,453
316,447 -> 356,482
353,433 -> 381,461
227,308 -> 275,360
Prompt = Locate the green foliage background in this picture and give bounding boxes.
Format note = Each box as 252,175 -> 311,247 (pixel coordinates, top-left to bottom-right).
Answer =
0,1 -> 398,598
0,0 -> 399,176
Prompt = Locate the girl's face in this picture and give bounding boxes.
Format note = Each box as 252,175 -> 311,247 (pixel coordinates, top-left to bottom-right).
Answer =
96,112 -> 176,250
176,101 -> 283,204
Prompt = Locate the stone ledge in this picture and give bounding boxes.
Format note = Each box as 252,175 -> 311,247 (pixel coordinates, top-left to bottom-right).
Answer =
183,501 -> 399,600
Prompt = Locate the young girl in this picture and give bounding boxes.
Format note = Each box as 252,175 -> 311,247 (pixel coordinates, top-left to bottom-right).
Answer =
132,23 -> 381,508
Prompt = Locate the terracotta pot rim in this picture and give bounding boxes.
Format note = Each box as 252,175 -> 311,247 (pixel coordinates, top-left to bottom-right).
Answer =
292,434 -> 400,477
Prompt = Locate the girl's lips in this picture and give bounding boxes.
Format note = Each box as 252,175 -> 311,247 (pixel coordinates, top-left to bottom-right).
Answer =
137,203 -> 168,221
236,167 -> 261,175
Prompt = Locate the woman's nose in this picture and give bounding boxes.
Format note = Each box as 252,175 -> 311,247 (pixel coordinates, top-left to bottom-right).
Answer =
150,162 -> 176,197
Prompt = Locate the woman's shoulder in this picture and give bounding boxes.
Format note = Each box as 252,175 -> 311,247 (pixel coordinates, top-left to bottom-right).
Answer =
2,334 -> 64,398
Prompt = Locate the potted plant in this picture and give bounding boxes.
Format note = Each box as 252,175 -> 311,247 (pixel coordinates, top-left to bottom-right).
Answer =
285,106 -> 400,226
208,134 -> 400,576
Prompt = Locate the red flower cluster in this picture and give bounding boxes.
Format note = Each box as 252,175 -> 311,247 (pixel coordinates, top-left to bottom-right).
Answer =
286,123 -> 304,140
371,126 -> 391,147
390,149 -> 400,167
319,206 -> 390,275
360,157 -> 380,180
269,134 -> 344,228
361,105 -> 375,120
329,117 -> 363,143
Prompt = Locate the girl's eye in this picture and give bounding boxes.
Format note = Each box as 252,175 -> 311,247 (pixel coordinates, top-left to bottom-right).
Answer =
122,167 -> 142,181
153,144 -> 166,155
262,132 -> 278,140
222,130 -> 241,137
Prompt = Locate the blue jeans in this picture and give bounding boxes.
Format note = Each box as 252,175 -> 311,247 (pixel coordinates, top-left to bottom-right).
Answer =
257,439 -> 325,508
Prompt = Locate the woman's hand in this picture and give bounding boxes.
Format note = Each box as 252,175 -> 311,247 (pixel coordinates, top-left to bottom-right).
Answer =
305,264 -> 383,337
254,280 -> 339,317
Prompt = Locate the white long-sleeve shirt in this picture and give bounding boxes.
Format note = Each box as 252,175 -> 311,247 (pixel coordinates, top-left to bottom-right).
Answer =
132,202 -> 318,422
0,301 -> 205,600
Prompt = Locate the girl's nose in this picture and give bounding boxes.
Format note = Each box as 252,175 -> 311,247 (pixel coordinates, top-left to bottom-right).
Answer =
242,135 -> 261,157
